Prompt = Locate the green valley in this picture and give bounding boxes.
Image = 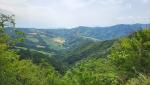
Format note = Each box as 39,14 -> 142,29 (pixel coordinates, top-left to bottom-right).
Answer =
1,11 -> 150,85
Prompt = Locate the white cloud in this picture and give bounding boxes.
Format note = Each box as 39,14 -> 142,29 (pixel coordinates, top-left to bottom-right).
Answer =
0,0 -> 150,28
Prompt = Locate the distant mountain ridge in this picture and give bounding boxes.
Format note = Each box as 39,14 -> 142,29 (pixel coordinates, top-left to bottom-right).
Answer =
6,23 -> 150,52
4,23 -> 150,72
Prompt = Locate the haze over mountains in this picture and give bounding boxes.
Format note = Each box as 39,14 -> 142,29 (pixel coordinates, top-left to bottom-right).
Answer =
7,23 -> 149,73
7,23 -> 149,51
1,0 -> 150,84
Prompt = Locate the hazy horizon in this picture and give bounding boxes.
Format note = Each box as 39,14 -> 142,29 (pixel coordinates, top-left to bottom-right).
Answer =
11,23 -> 149,29
0,0 -> 150,28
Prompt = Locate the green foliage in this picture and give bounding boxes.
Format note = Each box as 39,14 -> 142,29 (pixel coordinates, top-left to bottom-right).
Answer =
16,48 -> 69,74
0,12 -> 24,46
64,58 -> 118,85
65,40 -> 114,64
109,29 -> 150,82
0,12 -> 63,85
125,74 -> 150,85
1,11 -> 150,85
0,45 -> 62,85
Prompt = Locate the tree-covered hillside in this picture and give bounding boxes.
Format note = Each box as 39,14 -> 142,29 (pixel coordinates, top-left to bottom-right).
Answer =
5,23 -> 150,52
1,12 -> 150,85
64,40 -> 115,64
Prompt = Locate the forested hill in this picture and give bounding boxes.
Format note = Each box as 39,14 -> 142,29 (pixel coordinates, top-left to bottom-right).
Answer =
1,26 -> 150,85
1,4 -> 150,84
4,23 -> 150,74
5,23 -> 150,52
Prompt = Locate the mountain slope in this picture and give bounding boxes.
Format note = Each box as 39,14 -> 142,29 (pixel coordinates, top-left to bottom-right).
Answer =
5,24 -> 150,73
5,24 -> 150,52
64,40 -> 115,64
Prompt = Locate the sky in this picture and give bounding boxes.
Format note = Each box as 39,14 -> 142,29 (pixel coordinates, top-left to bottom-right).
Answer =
0,0 -> 150,28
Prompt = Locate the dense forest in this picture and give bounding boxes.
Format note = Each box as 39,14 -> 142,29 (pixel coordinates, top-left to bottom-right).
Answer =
0,13 -> 150,85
